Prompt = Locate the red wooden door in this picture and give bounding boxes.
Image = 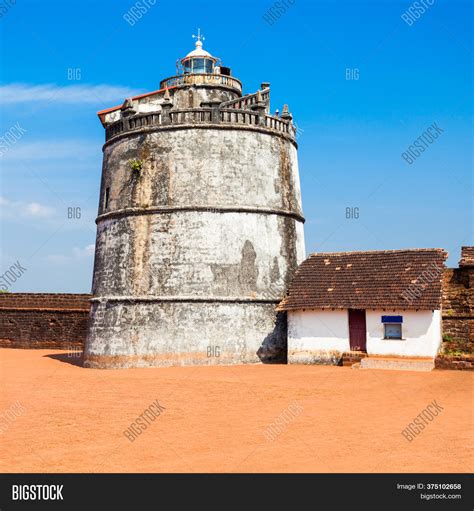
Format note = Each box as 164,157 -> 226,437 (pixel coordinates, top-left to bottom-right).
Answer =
348,309 -> 367,352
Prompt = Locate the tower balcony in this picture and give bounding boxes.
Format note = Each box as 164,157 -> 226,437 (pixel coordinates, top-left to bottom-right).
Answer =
105,107 -> 296,144
160,73 -> 243,94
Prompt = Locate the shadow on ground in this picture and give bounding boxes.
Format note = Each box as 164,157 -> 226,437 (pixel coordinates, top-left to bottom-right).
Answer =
44,352 -> 84,367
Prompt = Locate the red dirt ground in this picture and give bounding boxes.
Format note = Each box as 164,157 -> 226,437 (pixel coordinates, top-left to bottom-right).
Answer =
0,349 -> 472,473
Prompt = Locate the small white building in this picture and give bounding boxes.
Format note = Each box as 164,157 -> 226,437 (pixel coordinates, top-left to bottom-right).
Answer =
278,249 -> 447,367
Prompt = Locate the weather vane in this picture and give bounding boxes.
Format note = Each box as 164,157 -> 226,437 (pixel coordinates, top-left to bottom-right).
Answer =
192,28 -> 205,44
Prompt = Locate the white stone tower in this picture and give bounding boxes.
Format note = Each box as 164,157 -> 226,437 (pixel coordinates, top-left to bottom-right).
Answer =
84,34 -> 306,368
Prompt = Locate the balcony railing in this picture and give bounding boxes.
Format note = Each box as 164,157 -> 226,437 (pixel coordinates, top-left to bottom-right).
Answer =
105,108 -> 295,142
220,88 -> 270,111
169,109 -> 213,124
219,108 -> 259,126
128,113 -> 162,129
160,73 -> 243,93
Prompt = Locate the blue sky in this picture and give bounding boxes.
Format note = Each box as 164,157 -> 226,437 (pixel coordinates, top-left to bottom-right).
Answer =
0,0 -> 472,292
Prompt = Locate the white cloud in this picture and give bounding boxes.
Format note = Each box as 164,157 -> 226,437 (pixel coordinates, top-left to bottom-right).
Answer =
25,202 -> 55,217
0,197 -> 55,218
47,244 -> 95,264
0,139 -> 98,161
73,244 -> 95,258
0,83 -> 143,106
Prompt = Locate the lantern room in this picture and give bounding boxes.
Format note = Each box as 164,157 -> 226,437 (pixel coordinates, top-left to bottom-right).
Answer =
180,29 -> 218,75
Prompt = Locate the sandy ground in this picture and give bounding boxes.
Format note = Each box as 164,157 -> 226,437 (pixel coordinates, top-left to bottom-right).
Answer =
0,348 -> 472,473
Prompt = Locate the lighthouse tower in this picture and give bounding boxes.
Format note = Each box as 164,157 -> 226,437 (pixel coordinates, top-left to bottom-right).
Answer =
84,34 -> 306,368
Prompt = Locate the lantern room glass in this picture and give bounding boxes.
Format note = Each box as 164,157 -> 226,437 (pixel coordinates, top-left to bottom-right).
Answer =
183,58 -> 214,74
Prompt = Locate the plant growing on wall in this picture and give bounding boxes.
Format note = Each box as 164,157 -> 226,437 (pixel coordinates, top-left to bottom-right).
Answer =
129,158 -> 143,173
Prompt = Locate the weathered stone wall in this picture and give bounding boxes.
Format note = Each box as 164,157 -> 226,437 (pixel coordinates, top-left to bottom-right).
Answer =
86,301 -> 288,368
171,86 -> 239,109
92,212 -> 304,298
435,354 -> 474,370
97,128 -> 303,217
441,266 -> 473,351
0,294 -> 90,349
86,120 -> 305,368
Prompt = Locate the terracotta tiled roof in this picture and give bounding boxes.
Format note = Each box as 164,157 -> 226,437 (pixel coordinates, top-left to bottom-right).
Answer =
277,249 -> 447,311
459,246 -> 474,267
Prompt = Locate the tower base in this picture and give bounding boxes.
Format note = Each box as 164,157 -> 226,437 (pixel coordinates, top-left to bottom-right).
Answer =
84,300 -> 287,369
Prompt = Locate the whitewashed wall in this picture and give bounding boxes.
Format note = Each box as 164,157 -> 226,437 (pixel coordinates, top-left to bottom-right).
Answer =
288,309 -> 350,364
366,310 -> 442,358
288,309 -> 442,364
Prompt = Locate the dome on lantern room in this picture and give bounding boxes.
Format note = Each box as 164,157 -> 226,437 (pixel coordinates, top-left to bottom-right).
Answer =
185,39 -> 212,58
181,30 -> 217,75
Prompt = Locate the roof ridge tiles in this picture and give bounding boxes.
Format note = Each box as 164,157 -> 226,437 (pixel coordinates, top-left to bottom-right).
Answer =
308,248 -> 447,257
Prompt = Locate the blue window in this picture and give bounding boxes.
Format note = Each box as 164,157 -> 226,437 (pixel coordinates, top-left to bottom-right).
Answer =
381,316 -> 403,339
381,316 -> 403,323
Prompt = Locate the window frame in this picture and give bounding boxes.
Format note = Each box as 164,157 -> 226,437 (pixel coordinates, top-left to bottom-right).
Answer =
192,58 -> 205,73
383,322 -> 403,340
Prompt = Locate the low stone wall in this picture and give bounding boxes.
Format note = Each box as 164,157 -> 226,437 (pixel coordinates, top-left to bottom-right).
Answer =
442,318 -> 473,344
435,354 -> 474,371
441,265 -> 473,353
0,293 -> 91,349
